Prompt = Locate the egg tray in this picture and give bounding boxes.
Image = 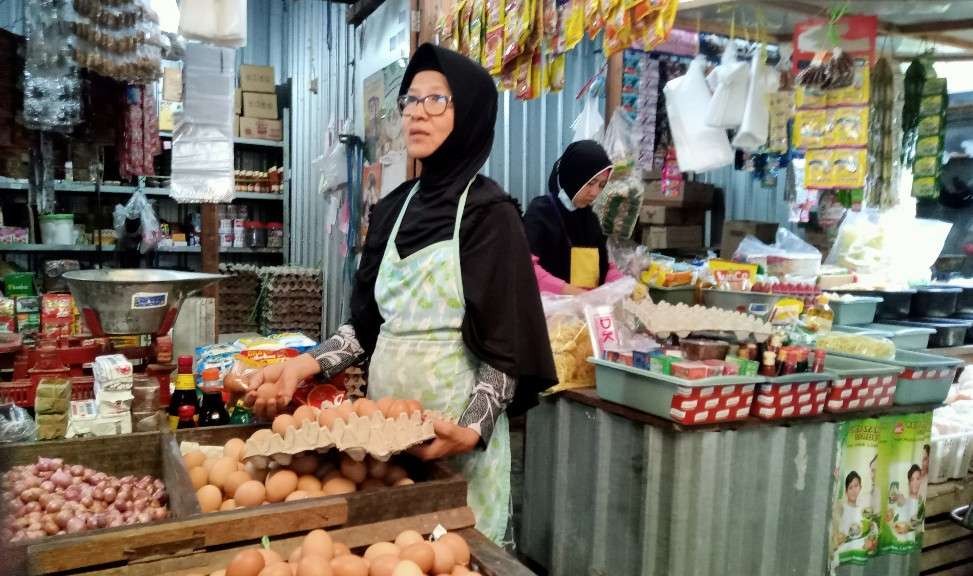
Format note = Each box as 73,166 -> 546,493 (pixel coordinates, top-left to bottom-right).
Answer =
242,411 -> 437,467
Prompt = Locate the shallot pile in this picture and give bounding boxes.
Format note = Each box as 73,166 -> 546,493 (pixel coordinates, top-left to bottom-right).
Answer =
1,457 -> 168,543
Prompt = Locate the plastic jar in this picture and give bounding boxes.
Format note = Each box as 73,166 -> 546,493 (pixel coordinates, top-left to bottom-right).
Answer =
39,214 -> 75,245
245,221 -> 266,248
266,222 -> 283,249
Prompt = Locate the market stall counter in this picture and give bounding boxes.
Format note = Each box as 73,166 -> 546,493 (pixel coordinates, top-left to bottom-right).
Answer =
518,390 -> 936,576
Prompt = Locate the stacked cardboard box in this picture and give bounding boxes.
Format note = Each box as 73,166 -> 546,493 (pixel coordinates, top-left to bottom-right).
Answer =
639,175 -> 713,251
218,263 -> 261,334
237,64 -> 282,141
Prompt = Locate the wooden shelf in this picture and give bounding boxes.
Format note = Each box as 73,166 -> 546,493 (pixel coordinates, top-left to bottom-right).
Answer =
0,180 -> 283,202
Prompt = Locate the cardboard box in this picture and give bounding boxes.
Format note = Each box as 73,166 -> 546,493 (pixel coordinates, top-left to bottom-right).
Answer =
240,64 -> 275,93
243,92 -> 278,120
640,205 -> 706,226
644,180 -> 714,207
234,88 -> 242,115
162,67 -> 182,102
239,117 -> 282,141
720,220 -> 779,259
643,225 -> 703,250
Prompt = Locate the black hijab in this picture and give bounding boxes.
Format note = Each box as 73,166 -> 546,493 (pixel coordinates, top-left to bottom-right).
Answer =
349,44 -> 556,416
524,140 -> 613,285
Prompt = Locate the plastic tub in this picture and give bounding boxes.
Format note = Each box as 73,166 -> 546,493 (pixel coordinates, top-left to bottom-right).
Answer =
751,372 -> 833,420
39,213 -> 75,245
822,355 -> 902,413
702,289 -> 782,320
911,285 -> 962,318
834,289 -> 916,320
829,296 -> 883,326
955,284 -> 973,314
832,349 -> 960,405
886,318 -> 972,348
649,285 -> 696,306
864,323 -> 936,350
833,325 -> 895,339
591,358 -> 764,425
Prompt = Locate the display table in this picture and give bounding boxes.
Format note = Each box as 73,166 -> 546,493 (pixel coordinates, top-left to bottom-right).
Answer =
518,390 -> 935,576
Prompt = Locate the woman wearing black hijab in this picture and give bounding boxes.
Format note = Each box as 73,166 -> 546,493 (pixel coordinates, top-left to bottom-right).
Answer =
524,140 -> 622,294
239,44 -> 556,543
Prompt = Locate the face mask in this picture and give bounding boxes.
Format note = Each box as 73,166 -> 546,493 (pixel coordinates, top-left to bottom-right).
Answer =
558,189 -> 578,212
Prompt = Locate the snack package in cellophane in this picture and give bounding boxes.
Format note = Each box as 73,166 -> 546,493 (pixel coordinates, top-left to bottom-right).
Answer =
482,0 -> 506,73
546,52 -> 566,92
563,0 -> 584,50
458,0 -> 473,54
468,0 -> 486,63
502,0 -> 532,66
637,0 -> 677,51
585,0 -> 603,40
602,3 -> 629,57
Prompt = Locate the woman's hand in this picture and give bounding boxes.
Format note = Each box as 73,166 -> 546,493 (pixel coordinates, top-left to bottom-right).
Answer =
409,420 -> 480,460
242,354 -> 321,420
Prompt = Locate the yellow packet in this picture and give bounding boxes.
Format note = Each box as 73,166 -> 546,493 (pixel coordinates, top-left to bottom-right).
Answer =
547,52 -> 566,92
918,114 -> 943,137
641,0 -> 676,50
795,86 -> 828,110
564,0 -> 584,49
916,135 -> 940,157
483,26 -> 505,74
771,298 -> 805,325
827,64 -> 870,106
826,107 -> 869,148
468,0 -> 485,63
585,0 -> 603,40
830,148 -> 867,189
793,109 -> 827,149
708,259 -> 759,289
805,149 -> 833,189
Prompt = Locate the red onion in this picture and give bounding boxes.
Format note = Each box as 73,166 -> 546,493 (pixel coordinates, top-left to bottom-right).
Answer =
54,510 -> 72,529
80,496 -> 93,508
117,489 -> 131,503
44,498 -> 63,514
114,500 -> 129,512
23,501 -> 40,513
26,529 -> 45,540
23,476 -> 41,489
43,520 -> 59,536
21,488 -> 41,502
103,487 -> 116,503
93,487 -> 104,501
65,517 -> 85,534
50,469 -> 71,489
151,489 -> 167,505
152,507 -> 167,520
82,468 -> 95,481
40,480 -> 54,492
69,465 -> 84,477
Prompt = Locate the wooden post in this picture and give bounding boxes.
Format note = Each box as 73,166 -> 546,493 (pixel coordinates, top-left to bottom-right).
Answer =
604,52 -> 623,122
200,204 -> 219,340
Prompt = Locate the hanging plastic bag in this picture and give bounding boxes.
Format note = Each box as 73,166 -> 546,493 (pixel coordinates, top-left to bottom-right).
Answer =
179,0 -> 248,48
663,55 -> 734,172
113,191 -> 161,254
705,42 -> 749,129
732,49 -> 780,151
322,122 -> 349,193
602,108 -> 636,170
571,93 -> 605,142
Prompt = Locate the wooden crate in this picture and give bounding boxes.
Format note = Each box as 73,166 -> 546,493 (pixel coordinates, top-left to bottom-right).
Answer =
69,509 -> 535,576
921,476 -> 973,575
175,424 -> 469,526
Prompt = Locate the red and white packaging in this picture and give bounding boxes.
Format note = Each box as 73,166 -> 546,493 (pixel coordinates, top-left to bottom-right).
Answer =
669,383 -> 755,425
825,373 -> 898,413
751,376 -> 834,420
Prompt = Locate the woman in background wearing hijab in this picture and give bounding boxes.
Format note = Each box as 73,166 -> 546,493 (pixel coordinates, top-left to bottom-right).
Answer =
237,44 -> 556,543
524,140 -> 622,295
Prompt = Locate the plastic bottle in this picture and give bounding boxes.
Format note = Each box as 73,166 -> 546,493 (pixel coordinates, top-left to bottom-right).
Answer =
198,367 -> 230,427
176,404 -> 197,429
168,355 -> 197,430
804,294 -> 835,333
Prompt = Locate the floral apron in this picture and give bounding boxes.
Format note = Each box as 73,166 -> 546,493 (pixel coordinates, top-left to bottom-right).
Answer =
368,181 -> 511,544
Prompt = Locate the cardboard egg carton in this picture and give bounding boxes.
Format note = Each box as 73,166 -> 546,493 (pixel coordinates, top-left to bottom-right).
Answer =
242,411 -> 436,466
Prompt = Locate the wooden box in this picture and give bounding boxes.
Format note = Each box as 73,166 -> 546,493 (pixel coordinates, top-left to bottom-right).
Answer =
643,180 -> 714,207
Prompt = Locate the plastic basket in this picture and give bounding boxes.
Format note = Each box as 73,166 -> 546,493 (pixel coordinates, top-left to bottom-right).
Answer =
865,323 -> 935,350
831,349 -> 960,405
822,355 -> 903,413
751,372 -> 834,420
591,357 -> 764,425
0,380 -> 34,407
702,289 -> 782,320
830,296 -> 882,326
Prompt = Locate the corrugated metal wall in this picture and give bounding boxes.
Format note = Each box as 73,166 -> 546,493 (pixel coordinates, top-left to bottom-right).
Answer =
520,396 -> 920,576
701,165 -> 792,224
0,0 -> 23,34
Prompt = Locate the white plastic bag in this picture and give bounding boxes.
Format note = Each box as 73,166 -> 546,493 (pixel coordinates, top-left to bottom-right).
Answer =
572,94 -> 605,142
732,49 -> 779,151
323,123 -> 349,193
114,191 -> 161,254
179,0 -> 248,48
664,56 -> 734,173
705,43 -> 749,129
602,109 -> 637,169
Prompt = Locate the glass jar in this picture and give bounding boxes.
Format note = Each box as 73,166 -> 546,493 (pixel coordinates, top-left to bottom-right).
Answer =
266,222 -> 283,249
245,221 -> 267,248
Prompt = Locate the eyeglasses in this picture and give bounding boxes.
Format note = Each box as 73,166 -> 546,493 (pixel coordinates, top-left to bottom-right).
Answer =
397,94 -> 452,116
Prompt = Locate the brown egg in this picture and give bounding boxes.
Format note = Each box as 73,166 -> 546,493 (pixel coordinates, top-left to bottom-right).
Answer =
258,563 -> 291,576
234,480 -> 267,508
226,549 -> 265,576
375,397 -> 394,416
330,555 -> 368,576
302,529 -> 334,561
210,457 -> 240,490
354,398 -> 378,417
224,438 -> 247,461
404,400 -> 422,415
384,466 -> 409,486
437,534 -> 470,566
293,405 -> 317,425
339,456 -> 367,484
359,478 -> 386,492
184,450 -> 207,469
189,466 -> 209,490
390,560 -> 423,576
285,490 -> 310,502
245,461 -> 269,483
321,470 -> 344,483
289,547 -> 303,565
258,549 -> 284,566
220,499 -> 237,511
368,555 -> 399,576
224,470 -> 253,498
318,409 -> 339,429
297,474 -> 322,493
297,555 -> 333,576
430,541 -> 455,574
322,477 -> 357,495
335,401 -> 355,423
202,458 -> 218,474
272,414 -> 296,436
332,543 -> 351,557
385,400 -> 407,419
366,458 -> 388,480
393,478 -> 414,487
266,469 -> 299,502
450,568 -> 472,576
291,453 -> 320,476
363,542 -> 399,562
399,543 -> 434,573
197,485 -> 223,513
394,530 -> 424,549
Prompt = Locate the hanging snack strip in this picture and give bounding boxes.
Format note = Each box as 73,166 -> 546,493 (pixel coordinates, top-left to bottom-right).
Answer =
864,57 -> 903,208
911,75 -> 948,199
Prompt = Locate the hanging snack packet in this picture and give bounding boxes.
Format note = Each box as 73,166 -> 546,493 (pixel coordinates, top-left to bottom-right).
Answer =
458,0 -> 473,55
830,148 -> 868,189
502,0 -> 527,65
826,107 -> 869,148
563,0 -> 584,49
482,0 -> 506,73
793,109 -> 827,149
547,52 -> 566,92
805,149 -> 833,189
585,0 -> 603,40
468,0 -> 486,63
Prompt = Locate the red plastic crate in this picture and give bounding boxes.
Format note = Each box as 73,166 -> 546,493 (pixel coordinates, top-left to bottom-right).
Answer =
0,377 -> 94,407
